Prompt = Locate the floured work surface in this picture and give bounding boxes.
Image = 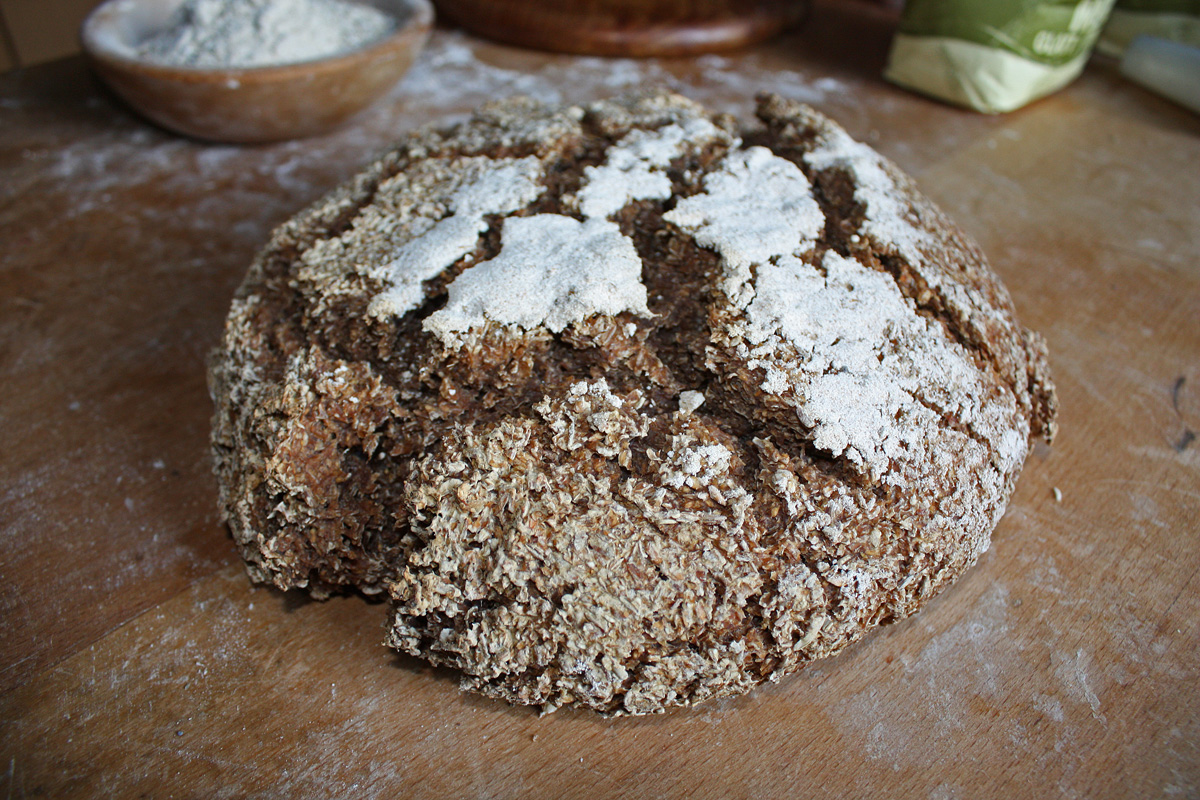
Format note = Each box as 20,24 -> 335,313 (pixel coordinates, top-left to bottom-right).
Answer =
1,1 -> 1198,796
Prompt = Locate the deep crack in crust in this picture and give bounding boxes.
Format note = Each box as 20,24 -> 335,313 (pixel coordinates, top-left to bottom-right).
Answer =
208,90 -> 1057,714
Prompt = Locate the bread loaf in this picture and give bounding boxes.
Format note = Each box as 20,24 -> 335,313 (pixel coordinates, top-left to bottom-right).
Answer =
209,90 -> 1057,714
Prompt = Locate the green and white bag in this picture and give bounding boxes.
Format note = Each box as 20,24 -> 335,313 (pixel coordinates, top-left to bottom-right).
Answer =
885,0 -> 1117,113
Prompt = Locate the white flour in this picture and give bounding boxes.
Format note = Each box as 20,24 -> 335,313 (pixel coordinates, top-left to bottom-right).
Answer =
576,117 -> 724,220
366,157 -> 547,320
137,0 -> 395,69
424,215 -> 651,340
664,146 -> 824,307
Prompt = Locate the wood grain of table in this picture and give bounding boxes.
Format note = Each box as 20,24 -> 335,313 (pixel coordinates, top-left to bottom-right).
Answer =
2,4 -> 1198,797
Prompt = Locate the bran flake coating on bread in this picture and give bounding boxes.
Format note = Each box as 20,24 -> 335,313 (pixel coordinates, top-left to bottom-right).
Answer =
209,90 -> 1057,715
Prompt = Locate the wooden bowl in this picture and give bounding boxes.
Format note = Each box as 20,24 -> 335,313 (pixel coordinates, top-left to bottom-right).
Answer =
432,0 -> 809,57
81,0 -> 434,143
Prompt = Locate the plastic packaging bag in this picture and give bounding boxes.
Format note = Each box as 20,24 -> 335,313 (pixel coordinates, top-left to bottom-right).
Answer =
885,0 -> 1117,113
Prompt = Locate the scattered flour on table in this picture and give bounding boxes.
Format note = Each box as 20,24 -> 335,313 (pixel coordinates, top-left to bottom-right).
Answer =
137,0 -> 395,68
1033,693 -> 1065,723
1052,648 -> 1106,723
832,585 -> 1022,765
394,33 -> 851,115
692,53 -> 851,108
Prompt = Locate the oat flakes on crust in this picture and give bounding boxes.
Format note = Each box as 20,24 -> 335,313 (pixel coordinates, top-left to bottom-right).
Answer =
209,90 -> 1056,713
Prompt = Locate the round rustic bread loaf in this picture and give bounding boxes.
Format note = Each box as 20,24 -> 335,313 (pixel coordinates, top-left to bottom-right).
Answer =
209,90 -> 1057,715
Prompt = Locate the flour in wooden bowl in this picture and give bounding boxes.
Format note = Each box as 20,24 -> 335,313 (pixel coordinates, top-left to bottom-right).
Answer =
138,0 -> 395,68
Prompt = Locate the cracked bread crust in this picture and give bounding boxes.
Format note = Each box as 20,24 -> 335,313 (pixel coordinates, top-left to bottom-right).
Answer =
208,90 -> 1057,714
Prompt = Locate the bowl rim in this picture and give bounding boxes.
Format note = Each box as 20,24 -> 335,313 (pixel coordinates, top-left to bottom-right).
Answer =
80,0 -> 434,81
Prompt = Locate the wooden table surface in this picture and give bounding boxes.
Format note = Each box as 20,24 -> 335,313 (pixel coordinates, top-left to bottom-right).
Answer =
2,3 -> 1198,797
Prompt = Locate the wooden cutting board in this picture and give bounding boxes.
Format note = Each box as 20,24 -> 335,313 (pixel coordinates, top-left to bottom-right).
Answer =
1,3 -> 1197,796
